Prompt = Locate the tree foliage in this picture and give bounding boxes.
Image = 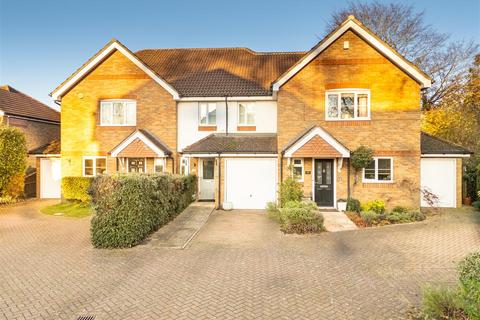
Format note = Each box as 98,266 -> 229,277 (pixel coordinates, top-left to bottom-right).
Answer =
0,125 -> 27,198
327,1 -> 478,109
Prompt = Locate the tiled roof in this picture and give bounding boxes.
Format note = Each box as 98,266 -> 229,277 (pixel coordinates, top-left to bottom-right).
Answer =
421,132 -> 472,155
135,48 -> 305,97
109,129 -> 173,156
29,140 -> 61,155
0,85 -> 60,122
183,133 -> 278,153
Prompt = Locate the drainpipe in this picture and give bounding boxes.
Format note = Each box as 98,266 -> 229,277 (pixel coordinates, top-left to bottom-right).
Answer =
347,158 -> 351,199
225,96 -> 228,135
218,153 -> 222,209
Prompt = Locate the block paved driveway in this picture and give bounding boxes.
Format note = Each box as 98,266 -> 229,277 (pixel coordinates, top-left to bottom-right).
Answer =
1,201 -> 479,320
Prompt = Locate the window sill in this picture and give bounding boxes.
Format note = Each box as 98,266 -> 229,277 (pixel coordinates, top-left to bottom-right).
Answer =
325,118 -> 370,121
237,125 -> 256,131
362,180 -> 394,184
198,126 -> 217,131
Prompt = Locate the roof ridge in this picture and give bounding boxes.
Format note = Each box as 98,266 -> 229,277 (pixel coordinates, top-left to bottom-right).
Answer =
135,47 -> 306,55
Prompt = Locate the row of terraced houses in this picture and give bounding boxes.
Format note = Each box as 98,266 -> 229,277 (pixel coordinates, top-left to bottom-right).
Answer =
37,16 -> 471,209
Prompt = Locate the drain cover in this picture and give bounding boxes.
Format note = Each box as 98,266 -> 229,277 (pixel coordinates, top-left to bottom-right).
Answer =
77,316 -> 95,320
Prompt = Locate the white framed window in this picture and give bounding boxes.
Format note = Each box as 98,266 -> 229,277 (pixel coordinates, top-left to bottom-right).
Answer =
325,89 -> 370,120
83,156 -> 107,177
199,102 -> 217,126
363,157 -> 393,183
238,102 -> 255,125
180,157 -> 190,175
154,158 -> 166,173
292,158 -> 304,182
100,100 -> 136,126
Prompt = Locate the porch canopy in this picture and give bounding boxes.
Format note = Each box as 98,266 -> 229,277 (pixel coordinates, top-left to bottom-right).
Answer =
109,129 -> 172,158
282,125 -> 350,158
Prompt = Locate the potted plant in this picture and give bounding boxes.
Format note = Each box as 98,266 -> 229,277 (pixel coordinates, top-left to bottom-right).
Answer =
463,196 -> 472,206
337,199 -> 347,212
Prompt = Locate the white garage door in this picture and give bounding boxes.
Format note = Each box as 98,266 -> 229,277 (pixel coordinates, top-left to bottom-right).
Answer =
225,158 -> 277,209
40,158 -> 61,199
420,158 -> 456,207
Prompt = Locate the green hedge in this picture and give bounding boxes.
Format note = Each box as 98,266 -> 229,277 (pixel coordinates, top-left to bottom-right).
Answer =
62,177 -> 93,202
90,173 -> 197,248
0,125 -> 27,198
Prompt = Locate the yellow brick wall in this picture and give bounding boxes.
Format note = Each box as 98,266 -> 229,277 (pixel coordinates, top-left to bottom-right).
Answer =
61,50 -> 177,177
278,30 -> 422,208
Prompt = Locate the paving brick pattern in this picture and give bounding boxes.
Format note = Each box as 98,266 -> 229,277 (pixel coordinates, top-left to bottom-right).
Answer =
0,201 -> 479,320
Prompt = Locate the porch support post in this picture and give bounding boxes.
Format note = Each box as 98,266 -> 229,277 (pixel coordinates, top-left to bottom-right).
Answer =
347,158 -> 351,199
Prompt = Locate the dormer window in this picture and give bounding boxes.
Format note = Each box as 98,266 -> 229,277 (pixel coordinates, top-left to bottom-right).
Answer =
325,89 -> 370,120
100,100 -> 136,126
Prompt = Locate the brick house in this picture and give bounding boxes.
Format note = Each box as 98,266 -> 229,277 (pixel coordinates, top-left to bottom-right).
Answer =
51,16 -> 471,209
0,85 -> 61,198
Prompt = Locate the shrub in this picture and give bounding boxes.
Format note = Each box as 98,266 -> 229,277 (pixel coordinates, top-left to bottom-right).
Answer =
392,206 -> 408,214
0,126 -> 27,199
62,177 -> 94,203
279,177 -> 303,207
346,198 -> 361,213
422,286 -> 466,320
472,200 -> 480,211
279,200 -> 324,234
90,173 -> 197,248
351,146 -> 373,170
360,210 -> 381,226
361,200 -> 386,214
458,252 -> 480,318
266,201 -> 280,221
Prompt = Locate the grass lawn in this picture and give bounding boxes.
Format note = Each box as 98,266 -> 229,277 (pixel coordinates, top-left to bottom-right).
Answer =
41,202 -> 93,218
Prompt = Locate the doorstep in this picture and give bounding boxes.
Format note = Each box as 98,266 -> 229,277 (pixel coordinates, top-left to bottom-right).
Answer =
144,201 -> 215,249
321,210 -> 358,232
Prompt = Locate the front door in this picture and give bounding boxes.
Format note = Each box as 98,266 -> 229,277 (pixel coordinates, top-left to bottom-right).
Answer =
199,159 -> 215,200
129,158 -> 145,173
314,159 -> 334,207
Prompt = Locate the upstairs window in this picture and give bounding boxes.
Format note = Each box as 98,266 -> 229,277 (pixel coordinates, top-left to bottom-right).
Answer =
199,103 -> 216,126
100,100 -> 136,126
238,103 -> 255,125
363,157 -> 393,183
326,90 -> 370,120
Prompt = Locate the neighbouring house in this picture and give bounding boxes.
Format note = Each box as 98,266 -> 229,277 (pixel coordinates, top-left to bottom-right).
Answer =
50,16 -> 471,209
0,85 -> 61,198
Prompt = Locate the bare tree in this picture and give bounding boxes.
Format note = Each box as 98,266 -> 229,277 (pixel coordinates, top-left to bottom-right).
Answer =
327,1 -> 478,109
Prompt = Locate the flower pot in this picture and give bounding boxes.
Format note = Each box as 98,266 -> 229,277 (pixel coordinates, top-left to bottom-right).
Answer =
463,197 -> 472,206
337,201 -> 347,212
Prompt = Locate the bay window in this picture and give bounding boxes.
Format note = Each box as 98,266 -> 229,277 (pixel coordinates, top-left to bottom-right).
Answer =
100,100 -> 136,126
326,90 -> 370,120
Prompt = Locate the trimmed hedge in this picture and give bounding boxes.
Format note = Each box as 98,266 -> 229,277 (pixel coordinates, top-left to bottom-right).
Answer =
0,125 -> 27,198
279,200 -> 324,234
90,173 -> 197,248
62,177 -> 93,202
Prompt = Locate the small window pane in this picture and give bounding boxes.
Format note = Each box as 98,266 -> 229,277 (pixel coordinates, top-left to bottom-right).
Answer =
340,93 -> 354,119
327,94 -> 339,118
84,159 -> 94,176
364,160 -> 376,180
101,103 -> 112,125
378,158 -> 391,181
202,160 -> 214,179
126,102 -> 136,125
239,104 -> 246,124
154,158 -> 165,173
293,159 -> 302,165
325,161 -> 332,184
199,104 -> 208,125
357,94 -> 368,118
208,103 -> 216,125
96,158 -> 107,175
113,102 -> 125,124
293,167 -> 302,180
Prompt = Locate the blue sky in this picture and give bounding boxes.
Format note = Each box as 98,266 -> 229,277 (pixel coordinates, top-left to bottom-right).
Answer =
1,0 -> 479,109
